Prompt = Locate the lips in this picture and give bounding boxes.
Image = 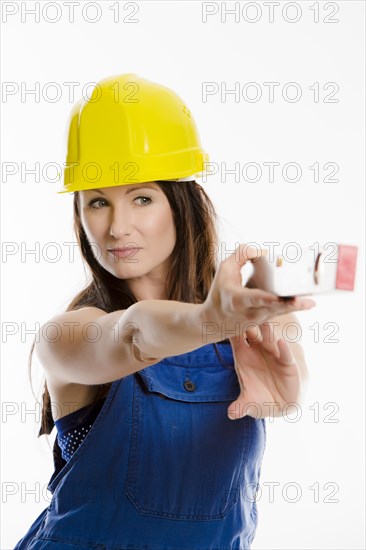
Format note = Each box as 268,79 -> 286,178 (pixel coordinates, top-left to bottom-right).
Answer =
108,247 -> 141,259
108,247 -> 141,252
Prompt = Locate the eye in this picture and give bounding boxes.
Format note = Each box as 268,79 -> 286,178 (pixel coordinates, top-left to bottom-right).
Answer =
87,195 -> 152,210
135,195 -> 152,206
88,198 -> 108,210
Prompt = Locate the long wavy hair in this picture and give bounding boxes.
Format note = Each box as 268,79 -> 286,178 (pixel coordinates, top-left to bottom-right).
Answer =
28,180 -> 230,469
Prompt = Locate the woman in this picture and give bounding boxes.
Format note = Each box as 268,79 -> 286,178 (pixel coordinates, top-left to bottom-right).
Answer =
14,73 -> 315,549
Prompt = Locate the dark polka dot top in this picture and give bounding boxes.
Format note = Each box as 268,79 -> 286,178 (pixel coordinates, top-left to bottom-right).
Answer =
54,398 -> 106,462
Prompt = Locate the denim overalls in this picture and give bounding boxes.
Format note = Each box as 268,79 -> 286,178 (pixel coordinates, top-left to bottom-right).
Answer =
14,342 -> 266,550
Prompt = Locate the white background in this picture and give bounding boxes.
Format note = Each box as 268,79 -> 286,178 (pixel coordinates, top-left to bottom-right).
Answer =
1,1 -> 365,548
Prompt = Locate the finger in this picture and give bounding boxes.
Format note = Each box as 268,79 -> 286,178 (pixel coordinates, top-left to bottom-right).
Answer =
266,298 -> 316,316
245,324 -> 263,344
231,290 -> 278,316
276,338 -> 296,366
257,322 -> 280,357
286,297 -> 316,308
243,288 -> 282,308
242,301 -> 310,326
241,289 -> 316,311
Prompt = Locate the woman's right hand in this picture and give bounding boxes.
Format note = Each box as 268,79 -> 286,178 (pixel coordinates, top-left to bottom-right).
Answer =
202,243 -> 316,342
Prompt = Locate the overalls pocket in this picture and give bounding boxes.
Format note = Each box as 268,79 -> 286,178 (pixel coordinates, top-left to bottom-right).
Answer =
125,359 -> 254,521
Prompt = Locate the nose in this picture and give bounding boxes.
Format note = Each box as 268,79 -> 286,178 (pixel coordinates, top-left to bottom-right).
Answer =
109,206 -> 133,239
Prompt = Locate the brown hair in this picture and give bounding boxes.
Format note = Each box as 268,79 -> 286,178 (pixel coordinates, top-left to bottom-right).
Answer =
29,180 -> 230,450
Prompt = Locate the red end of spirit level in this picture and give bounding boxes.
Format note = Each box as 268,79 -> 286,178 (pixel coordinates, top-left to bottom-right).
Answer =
336,245 -> 358,291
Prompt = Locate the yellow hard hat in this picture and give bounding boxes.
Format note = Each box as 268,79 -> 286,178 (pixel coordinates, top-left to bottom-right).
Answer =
58,73 -> 209,194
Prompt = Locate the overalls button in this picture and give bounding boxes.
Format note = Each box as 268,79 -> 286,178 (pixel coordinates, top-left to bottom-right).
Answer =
183,379 -> 196,392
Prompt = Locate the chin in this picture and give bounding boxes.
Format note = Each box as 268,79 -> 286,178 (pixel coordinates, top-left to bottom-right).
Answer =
109,264 -> 147,279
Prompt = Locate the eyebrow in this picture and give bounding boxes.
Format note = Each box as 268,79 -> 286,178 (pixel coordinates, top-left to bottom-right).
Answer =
88,185 -> 158,195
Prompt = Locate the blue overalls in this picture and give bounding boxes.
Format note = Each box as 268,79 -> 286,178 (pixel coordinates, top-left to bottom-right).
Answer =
14,342 -> 266,550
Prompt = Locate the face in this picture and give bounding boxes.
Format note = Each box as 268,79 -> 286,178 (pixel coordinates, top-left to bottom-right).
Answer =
79,182 -> 176,301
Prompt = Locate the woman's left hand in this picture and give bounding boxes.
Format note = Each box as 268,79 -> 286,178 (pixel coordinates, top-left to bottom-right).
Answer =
227,322 -> 303,420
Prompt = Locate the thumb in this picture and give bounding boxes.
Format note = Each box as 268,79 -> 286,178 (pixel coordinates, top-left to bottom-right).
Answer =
227,400 -> 259,420
225,243 -> 266,271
